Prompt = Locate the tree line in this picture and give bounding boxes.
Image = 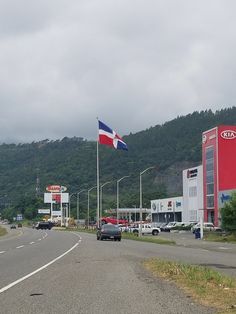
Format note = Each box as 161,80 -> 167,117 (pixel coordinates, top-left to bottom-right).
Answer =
0,107 -> 236,227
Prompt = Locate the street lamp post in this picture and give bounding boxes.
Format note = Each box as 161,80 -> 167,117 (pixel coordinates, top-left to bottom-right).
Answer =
133,205 -> 137,222
100,181 -> 112,226
117,176 -> 130,223
139,166 -> 155,236
69,193 -> 76,217
77,189 -> 86,222
68,193 -> 77,226
87,186 -> 97,228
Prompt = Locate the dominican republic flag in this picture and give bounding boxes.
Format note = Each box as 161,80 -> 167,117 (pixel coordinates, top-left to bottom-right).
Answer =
98,120 -> 128,151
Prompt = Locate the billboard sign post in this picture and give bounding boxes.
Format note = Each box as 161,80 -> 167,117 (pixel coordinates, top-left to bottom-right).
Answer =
44,185 -> 68,225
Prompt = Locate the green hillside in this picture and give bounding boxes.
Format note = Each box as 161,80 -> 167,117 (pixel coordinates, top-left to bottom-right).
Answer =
1,107 -> 236,221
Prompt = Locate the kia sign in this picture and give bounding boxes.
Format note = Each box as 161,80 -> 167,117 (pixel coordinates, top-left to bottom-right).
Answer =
221,130 -> 236,140
46,185 -> 67,193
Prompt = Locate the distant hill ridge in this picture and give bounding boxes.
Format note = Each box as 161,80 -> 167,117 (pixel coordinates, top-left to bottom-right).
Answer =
0,107 -> 235,214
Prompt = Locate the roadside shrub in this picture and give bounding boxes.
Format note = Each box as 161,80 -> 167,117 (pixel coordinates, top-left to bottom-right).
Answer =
172,225 -> 192,231
221,192 -> 236,233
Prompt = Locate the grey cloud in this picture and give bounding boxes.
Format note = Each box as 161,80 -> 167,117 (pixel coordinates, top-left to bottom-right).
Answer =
0,0 -> 235,143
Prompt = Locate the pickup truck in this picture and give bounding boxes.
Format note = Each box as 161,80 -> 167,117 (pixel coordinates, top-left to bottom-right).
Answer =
130,224 -> 161,236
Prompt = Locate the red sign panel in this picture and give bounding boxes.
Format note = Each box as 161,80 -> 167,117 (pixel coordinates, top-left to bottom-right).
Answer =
46,185 -> 61,193
218,125 -> 236,191
52,194 -> 61,203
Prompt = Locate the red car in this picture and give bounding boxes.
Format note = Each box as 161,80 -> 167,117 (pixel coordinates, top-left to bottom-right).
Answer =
101,217 -> 128,225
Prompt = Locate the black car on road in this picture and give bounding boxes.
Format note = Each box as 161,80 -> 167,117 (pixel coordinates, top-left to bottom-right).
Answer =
35,221 -> 54,230
97,224 -> 121,241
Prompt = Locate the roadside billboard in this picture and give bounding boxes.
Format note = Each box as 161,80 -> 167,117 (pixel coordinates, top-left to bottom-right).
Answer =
44,193 -> 69,203
38,209 -> 50,214
46,185 -> 67,193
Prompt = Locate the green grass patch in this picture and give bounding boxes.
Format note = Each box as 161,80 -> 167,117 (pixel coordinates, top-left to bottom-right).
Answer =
0,226 -> 7,237
66,226 -> 97,234
122,232 -> 176,245
68,227 -> 176,245
144,258 -> 236,313
204,232 -> 236,243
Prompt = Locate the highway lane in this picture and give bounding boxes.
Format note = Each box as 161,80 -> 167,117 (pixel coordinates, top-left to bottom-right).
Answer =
0,228 -> 81,289
0,226 -> 47,253
0,231 -> 220,314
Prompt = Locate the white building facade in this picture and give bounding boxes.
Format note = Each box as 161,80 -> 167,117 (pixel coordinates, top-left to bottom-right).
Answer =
151,196 -> 183,223
182,165 -> 203,223
151,165 -> 203,223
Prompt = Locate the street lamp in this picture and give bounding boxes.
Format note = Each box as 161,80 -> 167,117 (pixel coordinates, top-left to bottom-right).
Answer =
69,193 -> 77,218
133,205 -> 137,222
117,176 -> 130,223
139,166 -> 155,236
100,181 -> 112,226
77,189 -> 86,221
87,186 -> 97,228
67,193 -> 78,227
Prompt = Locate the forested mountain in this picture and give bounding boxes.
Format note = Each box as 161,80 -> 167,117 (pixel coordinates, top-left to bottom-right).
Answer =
1,107 -> 236,220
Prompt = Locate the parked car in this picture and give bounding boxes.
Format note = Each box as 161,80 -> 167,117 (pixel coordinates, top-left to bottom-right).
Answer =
97,224 -> 121,241
161,222 -> 179,232
17,223 -> 22,228
10,224 -> 16,229
119,225 -> 130,232
130,224 -> 161,236
191,222 -> 217,233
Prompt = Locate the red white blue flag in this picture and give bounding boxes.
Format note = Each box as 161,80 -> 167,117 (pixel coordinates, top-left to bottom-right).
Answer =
98,120 -> 128,151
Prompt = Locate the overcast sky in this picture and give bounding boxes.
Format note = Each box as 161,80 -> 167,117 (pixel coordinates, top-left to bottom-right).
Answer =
0,0 -> 235,143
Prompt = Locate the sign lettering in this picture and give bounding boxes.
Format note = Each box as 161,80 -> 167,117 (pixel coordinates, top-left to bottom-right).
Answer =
221,130 -> 236,140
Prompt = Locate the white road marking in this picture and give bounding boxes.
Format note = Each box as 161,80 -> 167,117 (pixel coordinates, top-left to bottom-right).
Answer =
30,242 -> 35,244
38,239 -> 42,241
218,247 -> 229,250
0,251 -> 6,254
0,236 -> 81,294
16,245 -> 24,249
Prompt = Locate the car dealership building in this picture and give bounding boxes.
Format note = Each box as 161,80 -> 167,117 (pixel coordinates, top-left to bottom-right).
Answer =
202,125 -> 236,226
151,165 -> 203,224
151,125 -> 236,226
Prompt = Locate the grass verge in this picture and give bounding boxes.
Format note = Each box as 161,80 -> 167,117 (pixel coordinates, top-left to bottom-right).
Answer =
204,233 -> 236,243
144,258 -> 236,314
0,226 -> 7,237
70,227 -> 176,245
122,232 -> 176,245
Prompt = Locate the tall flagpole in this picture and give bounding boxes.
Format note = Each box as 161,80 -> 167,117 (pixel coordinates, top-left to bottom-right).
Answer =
97,118 -> 100,228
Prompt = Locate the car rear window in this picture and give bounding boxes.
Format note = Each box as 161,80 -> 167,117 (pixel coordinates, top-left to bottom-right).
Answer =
103,225 -> 118,230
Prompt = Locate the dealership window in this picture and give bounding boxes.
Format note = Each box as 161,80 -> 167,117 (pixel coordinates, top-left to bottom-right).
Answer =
189,186 -> 197,197
207,183 -> 214,195
206,158 -> 214,171
207,195 -> 214,208
206,170 -> 214,183
206,147 -> 214,159
205,146 -> 214,208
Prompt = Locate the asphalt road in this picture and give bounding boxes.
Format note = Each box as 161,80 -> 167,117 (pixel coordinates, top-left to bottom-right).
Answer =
1,227 -> 235,314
